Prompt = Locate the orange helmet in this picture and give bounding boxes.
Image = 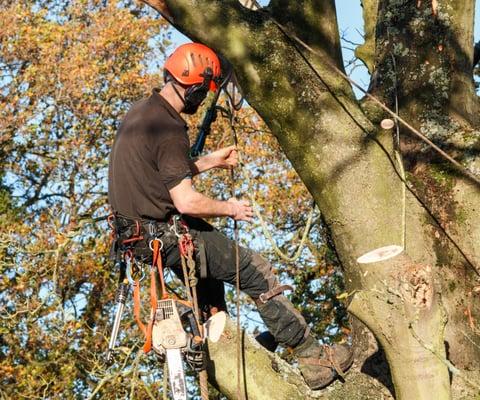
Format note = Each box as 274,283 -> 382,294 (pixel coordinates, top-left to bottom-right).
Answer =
164,43 -> 221,92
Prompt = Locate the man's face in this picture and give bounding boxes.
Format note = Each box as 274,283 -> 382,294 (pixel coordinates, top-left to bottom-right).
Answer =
182,81 -> 210,114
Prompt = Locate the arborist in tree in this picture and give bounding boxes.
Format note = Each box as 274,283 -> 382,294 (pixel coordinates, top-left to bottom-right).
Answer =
107,42 -> 353,390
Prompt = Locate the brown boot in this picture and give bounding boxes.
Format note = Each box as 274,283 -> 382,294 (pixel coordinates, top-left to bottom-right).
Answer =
293,335 -> 353,390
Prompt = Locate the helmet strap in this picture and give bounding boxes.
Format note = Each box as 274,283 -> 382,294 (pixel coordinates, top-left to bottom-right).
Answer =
182,68 -> 213,114
164,70 -> 187,105
171,81 -> 186,104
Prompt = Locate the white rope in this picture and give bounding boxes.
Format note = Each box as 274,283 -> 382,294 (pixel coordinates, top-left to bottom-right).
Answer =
234,136 -> 316,263
391,53 -> 407,251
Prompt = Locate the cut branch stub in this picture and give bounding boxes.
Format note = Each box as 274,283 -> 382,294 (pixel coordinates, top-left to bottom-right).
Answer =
204,310 -> 226,343
357,245 -> 404,264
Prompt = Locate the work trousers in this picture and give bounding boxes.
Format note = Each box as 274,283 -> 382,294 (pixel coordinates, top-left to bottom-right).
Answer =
133,215 -> 308,348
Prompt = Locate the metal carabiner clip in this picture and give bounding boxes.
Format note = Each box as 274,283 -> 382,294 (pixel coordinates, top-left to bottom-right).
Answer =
148,222 -> 156,237
125,252 -> 145,285
170,215 -> 182,238
149,238 -> 164,252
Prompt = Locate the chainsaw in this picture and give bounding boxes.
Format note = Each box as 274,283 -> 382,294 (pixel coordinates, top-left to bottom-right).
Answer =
106,258 -> 206,400
152,298 -> 206,400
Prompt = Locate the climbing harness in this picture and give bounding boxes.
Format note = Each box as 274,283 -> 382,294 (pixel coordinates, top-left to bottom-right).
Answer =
106,213 -> 208,400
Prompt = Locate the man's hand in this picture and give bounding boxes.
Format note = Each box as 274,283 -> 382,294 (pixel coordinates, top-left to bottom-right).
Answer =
228,198 -> 253,222
209,145 -> 238,169
190,145 -> 239,175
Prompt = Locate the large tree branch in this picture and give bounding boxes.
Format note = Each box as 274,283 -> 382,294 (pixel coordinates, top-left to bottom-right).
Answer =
355,0 -> 379,73
207,314 -> 394,400
269,0 -> 344,69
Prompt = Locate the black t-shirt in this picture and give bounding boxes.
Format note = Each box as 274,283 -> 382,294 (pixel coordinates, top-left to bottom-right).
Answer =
108,89 -> 192,220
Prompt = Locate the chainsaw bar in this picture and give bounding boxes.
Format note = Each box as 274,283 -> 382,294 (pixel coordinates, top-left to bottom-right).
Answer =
152,299 -> 191,400
166,348 -> 187,400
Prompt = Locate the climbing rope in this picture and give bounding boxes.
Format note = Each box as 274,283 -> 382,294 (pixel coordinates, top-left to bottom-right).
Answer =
162,363 -> 168,400
238,154 -> 316,263
390,53 -> 407,250
223,108 -> 316,263
178,231 -> 209,400
226,100 -> 245,400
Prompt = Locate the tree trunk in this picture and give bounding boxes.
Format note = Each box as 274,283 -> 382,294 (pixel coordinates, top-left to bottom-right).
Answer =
140,1 -> 480,399
369,0 -> 480,371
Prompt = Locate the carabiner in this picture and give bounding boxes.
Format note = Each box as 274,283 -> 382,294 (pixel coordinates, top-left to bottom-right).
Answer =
170,215 -> 182,238
149,238 -> 164,252
125,253 -> 145,285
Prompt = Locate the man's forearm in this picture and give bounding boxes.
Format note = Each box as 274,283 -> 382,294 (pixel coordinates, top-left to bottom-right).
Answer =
177,190 -> 233,218
189,154 -> 215,176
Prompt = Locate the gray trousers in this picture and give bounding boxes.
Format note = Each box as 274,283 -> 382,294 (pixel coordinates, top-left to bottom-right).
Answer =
136,216 -> 308,347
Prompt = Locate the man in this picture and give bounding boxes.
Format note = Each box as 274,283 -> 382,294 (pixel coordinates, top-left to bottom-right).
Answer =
108,42 -> 352,389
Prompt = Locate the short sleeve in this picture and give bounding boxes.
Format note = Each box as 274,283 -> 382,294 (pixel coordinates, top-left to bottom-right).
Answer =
155,131 -> 192,190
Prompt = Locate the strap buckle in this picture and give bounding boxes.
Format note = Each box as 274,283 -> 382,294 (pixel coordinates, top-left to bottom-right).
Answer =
149,238 -> 164,252
256,284 -> 294,305
258,292 -> 268,304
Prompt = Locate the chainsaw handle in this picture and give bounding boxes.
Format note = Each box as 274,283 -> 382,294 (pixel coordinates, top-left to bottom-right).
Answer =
176,302 -> 203,340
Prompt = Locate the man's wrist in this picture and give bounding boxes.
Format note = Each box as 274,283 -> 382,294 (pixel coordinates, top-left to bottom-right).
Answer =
191,154 -> 214,175
203,153 -> 218,169
226,200 -> 236,218
203,154 -> 218,168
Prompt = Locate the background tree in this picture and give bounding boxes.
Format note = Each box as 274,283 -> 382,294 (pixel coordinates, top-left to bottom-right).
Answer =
0,1 -> 170,397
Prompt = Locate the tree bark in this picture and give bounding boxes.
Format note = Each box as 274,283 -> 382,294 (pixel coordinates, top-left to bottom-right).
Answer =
370,0 -> 480,371
140,1 -> 480,399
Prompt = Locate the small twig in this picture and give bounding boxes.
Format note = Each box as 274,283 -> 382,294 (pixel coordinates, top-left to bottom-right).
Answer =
461,330 -> 480,350
140,378 -> 157,400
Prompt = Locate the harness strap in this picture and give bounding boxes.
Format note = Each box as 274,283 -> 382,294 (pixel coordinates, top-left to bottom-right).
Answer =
132,238 -> 166,354
255,284 -> 294,306
133,281 -> 146,336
